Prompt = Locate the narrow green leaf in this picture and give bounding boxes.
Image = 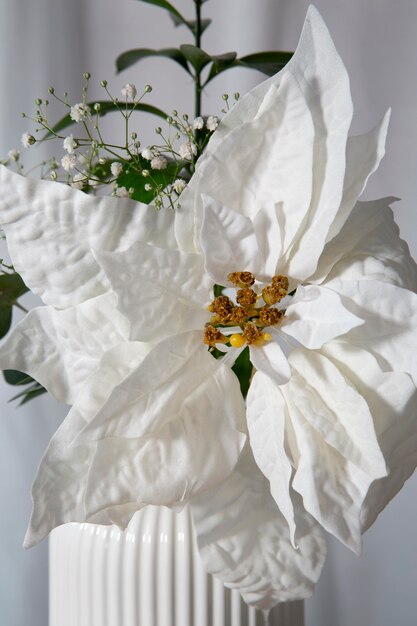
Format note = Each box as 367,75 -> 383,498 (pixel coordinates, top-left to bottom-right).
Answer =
3,369 -> 33,386
10,383 -> 47,405
204,50 -> 293,85
136,0 -> 189,28
232,347 -> 252,399
206,51 -> 237,82
238,51 -> 293,76
180,44 -> 212,73
3,370 -> 47,405
116,47 -> 189,74
0,272 -> 29,306
48,101 -> 168,136
170,14 -> 212,34
0,306 -> 12,339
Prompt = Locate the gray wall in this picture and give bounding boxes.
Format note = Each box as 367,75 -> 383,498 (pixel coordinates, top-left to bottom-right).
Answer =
0,1 -> 416,625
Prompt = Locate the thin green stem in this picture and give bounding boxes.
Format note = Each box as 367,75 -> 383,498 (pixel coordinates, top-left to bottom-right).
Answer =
194,0 -> 203,119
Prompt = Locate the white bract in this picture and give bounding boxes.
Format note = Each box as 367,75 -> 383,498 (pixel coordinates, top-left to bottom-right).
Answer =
0,6 -> 416,611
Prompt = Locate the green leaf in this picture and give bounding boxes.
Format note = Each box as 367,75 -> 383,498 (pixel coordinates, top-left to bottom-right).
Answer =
136,0 -> 189,28
116,48 -> 189,74
3,369 -> 35,385
232,347 -> 252,399
10,383 -> 47,406
117,158 -> 180,204
180,44 -> 212,73
0,272 -> 29,306
170,14 -> 212,34
238,51 -> 293,76
206,51 -> 237,82
3,369 -> 47,405
48,101 -> 168,136
0,306 -> 12,339
203,50 -> 293,85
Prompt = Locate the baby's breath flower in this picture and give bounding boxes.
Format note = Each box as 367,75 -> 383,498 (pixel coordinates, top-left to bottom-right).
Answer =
172,178 -> 186,194
71,173 -> 87,190
179,142 -> 197,160
151,155 -> 167,170
70,103 -> 90,123
130,142 -> 141,155
61,154 -> 77,172
142,169 -> 150,177
121,83 -> 137,100
21,133 -> 35,148
115,186 -> 131,198
7,149 -> 20,161
63,135 -> 77,154
141,148 -> 154,161
192,116 -> 204,130
144,183 -> 153,192
206,116 -> 219,132
110,162 -> 123,177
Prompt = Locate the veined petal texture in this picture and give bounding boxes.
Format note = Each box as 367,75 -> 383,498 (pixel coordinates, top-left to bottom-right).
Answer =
191,446 -> 326,610
0,292 -> 128,403
0,166 -> 177,307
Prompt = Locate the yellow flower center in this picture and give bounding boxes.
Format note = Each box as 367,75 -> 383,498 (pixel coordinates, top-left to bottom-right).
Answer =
203,271 -> 288,348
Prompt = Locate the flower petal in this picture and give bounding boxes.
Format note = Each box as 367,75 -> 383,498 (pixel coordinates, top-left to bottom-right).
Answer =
249,340 -> 291,386
95,242 -> 211,342
73,332 -> 246,519
24,342 -> 150,548
176,6 -> 352,260
288,349 -> 387,478
317,198 -> 417,291
0,293 -> 128,403
319,341 -> 417,533
246,371 -> 296,546
199,196 -> 261,284
25,334 -> 246,547
281,284 -> 363,348
190,446 -> 326,610
327,279 -> 417,384
325,110 -> 391,243
282,348 -> 388,553
0,166 -> 176,307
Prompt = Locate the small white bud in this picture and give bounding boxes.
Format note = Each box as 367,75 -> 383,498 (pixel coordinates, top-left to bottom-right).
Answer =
21,133 -> 35,148
61,154 -> 77,172
110,162 -> 123,177
115,186 -> 131,198
70,103 -> 90,123
192,116 -> 204,130
179,142 -> 197,161
172,178 -> 186,194
206,115 -> 219,131
121,83 -> 137,100
144,183 -> 152,191
71,173 -> 87,190
141,148 -> 154,161
63,134 -> 77,154
7,149 -> 20,161
151,155 -> 168,170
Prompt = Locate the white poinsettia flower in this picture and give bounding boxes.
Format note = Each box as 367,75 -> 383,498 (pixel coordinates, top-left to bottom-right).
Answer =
0,166 -> 246,549
0,5 -> 416,612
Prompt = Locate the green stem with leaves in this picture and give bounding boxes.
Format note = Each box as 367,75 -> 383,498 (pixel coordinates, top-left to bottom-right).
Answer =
194,0 -> 203,118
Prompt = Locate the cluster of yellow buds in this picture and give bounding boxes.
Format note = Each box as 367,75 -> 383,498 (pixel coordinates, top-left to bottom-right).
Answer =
204,271 -> 289,348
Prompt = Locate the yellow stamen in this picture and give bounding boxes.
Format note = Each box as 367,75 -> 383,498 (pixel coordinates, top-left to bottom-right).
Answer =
229,334 -> 246,348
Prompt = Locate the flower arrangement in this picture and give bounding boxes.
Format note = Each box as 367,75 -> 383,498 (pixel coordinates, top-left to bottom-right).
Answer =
1,0 -> 417,611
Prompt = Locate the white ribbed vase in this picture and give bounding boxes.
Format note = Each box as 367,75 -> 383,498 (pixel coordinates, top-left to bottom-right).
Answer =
49,505 -> 304,626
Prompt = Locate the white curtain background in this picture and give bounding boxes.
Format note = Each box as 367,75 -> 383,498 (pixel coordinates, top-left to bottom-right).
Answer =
0,1 -> 416,625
